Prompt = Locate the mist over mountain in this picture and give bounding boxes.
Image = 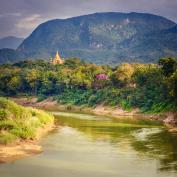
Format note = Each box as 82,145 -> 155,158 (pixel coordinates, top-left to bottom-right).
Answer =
1,12 -> 177,65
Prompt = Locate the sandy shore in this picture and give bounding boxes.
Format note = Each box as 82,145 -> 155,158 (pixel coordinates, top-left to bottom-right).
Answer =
0,141 -> 42,163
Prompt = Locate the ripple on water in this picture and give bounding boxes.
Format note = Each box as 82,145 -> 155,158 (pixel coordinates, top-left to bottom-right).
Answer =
132,128 -> 163,141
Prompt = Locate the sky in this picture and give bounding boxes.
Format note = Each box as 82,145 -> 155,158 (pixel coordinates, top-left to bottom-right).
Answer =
0,0 -> 177,38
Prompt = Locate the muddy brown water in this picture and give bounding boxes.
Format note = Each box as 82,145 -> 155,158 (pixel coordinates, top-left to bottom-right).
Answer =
0,111 -> 177,177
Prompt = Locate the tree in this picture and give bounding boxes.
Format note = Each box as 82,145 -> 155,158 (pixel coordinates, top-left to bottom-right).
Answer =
8,76 -> 22,95
169,71 -> 177,103
159,58 -> 177,77
25,69 -> 40,94
111,63 -> 135,87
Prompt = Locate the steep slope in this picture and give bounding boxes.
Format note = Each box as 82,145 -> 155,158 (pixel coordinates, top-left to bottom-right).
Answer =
0,36 -> 24,49
16,12 -> 176,64
120,25 -> 177,62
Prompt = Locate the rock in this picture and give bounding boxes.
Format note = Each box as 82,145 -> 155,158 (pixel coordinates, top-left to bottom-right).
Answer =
163,113 -> 177,126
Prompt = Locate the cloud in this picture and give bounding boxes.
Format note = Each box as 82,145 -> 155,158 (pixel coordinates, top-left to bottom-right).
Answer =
16,14 -> 44,30
0,13 -> 21,18
0,0 -> 177,38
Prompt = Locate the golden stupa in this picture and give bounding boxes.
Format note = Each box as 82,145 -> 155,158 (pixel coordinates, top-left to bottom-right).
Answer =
50,51 -> 64,65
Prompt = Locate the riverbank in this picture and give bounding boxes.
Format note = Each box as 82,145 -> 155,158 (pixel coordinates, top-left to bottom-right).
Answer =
0,122 -> 54,163
11,97 -> 177,129
0,97 -> 55,163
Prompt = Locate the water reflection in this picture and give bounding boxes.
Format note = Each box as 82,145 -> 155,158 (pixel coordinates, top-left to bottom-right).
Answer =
132,129 -> 177,172
1,111 -> 177,177
55,112 -> 177,173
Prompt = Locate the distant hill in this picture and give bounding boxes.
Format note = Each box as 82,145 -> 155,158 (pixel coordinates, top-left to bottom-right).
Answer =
0,48 -> 23,64
1,12 -> 177,65
0,36 -> 24,50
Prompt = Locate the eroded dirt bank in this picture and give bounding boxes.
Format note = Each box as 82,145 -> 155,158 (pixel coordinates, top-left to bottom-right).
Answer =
1,96 -> 176,163
11,97 -> 177,129
0,141 -> 42,163
0,114 -> 55,163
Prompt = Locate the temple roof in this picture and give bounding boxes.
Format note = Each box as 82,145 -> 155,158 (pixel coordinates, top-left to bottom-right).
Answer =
51,51 -> 64,65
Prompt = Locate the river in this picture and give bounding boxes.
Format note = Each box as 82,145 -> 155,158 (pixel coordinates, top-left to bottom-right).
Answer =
1,111 -> 177,177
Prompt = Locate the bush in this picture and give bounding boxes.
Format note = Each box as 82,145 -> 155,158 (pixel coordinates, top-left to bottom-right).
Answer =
10,126 -> 35,140
0,109 -> 7,120
37,95 -> 47,102
120,100 -> 132,111
0,132 -> 17,145
0,97 -> 54,144
0,120 -> 17,130
88,95 -> 98,106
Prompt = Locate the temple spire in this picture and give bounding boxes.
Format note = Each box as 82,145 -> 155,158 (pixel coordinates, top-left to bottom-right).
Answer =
56,51 -> 59,58
50,51 -> 64,65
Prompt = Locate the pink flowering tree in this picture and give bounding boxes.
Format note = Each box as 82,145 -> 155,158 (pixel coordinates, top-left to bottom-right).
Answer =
95,73 -> 108,80
93,73 -> 109,89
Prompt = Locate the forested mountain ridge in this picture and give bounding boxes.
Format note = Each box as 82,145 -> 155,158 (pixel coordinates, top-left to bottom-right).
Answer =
0,12 -> 177,64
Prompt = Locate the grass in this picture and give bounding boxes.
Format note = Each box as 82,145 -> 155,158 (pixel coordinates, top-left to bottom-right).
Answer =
0,132 -> 17,145
0,97 -> 54,144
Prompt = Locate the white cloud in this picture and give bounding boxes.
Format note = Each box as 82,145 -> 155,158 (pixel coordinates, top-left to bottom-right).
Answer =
16,14 -> 44,30
0,12 -> 21,18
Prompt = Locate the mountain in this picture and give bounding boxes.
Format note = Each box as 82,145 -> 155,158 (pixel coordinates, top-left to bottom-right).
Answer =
0,36 -> 24,49
119,24 -> 177,62
0,48 -> 23,64
1,12 -> 177,65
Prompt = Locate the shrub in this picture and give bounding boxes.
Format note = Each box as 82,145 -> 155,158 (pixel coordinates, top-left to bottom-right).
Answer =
0,97 -> 54,144
0,132 -> 17,145
10,126 -> 35,140
0,120 -> 17,130
0,109 -> 7,120
37,95 -> 47,102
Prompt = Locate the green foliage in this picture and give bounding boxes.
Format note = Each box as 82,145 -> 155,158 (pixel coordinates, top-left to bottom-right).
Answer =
0,97 -> 54,144
111,63 -> 135,87
168,70 -> 177,102
0,109 -> 7,120
37,95 -> 47,102
0,120 -> 17,130
56,88 -> 94,105
150,103 -> 176,113
64,58 -> 85,69
120,100 -> 132,111
0,57 -> 176,115
3,12 -> 175,65
0,132 -> 17,145
10,126 -> 35,139
159,58 -> 177,77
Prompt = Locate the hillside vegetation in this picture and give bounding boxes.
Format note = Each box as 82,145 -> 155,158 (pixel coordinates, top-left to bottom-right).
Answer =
0,97 -> 54,144
0,12 -> 177,64
0,57 -> 176,113
17,12 -> 176,64
0,36 -> 24,50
